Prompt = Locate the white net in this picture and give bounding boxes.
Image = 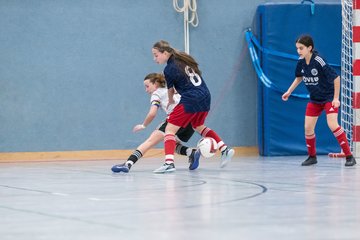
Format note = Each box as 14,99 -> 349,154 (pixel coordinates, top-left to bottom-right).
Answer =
340,0 -> 354,153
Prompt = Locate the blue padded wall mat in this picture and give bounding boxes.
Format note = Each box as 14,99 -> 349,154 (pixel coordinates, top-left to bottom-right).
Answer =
256,2 -> 342,156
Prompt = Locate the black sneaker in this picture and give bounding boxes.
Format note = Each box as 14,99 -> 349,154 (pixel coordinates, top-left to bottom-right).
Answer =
345,155 -> 357,167
301,156 -> 317,166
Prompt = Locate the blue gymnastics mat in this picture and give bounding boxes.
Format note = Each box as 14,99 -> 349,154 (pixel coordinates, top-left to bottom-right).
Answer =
254,1 -> 342,156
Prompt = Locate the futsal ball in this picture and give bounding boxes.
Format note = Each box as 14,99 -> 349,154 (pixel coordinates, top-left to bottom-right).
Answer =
197,137 -> 218,158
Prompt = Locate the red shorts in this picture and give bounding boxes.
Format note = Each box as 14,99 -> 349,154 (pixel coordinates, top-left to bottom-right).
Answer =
167,104 -> 208,128
305,102 -> 338,117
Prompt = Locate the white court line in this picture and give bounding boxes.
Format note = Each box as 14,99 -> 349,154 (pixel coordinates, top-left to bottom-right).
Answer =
88,197 -> 148,201
51,192 -> 69,196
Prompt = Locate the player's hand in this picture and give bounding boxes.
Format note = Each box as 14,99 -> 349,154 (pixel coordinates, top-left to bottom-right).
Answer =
133,124 -> 146,132
332,98 -> 340,108
282,91 -> 291,101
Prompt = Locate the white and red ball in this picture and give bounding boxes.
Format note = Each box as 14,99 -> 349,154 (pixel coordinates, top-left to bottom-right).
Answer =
197,137 -> 218,158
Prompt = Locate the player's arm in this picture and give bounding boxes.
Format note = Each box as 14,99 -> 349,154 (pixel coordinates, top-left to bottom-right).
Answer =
133,105 -> 159,132
282,77 -> 302,101
167,87 -> 176,109
332,76 -> 341,108
323,63 -> 341,108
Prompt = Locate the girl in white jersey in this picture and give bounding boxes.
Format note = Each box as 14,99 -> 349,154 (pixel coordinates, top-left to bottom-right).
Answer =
111,73 -> 200,173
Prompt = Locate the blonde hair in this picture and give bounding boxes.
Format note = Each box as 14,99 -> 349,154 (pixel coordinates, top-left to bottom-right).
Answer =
144,73 -> 166,88
153,40 -> 201,76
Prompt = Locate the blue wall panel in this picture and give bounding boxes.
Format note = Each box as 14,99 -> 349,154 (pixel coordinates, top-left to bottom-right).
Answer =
0,0 -> 262,152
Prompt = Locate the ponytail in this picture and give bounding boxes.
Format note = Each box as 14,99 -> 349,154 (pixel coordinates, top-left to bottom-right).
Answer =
153,40 -> 202,76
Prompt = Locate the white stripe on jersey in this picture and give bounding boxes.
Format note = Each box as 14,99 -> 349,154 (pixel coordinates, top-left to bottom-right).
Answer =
314,56 -> 326,67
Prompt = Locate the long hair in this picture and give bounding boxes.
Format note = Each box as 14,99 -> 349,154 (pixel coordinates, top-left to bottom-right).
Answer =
153,40 -> 202,76
144,73 -> 166,88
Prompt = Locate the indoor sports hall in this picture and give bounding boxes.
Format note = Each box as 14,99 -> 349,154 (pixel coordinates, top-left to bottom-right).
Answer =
0,1 -> 359,240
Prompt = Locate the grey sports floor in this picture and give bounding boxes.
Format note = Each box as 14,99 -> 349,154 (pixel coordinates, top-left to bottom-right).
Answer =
0,155 -> 359,240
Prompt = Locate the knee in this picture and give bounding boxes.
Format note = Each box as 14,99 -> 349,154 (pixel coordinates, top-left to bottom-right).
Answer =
195,125 -> 206,134
304,124 -> 314,135
326,115 -> 340,132
327,122 -> 339,132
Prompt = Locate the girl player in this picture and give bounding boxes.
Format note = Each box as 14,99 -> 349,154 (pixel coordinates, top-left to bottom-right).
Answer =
111,73 -> 200,173
151,40 -> 235,173
282,35 -> 356,167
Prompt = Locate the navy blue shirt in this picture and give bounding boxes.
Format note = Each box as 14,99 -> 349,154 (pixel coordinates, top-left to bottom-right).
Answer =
295,53 -> 338,104
164,56 -> 211,113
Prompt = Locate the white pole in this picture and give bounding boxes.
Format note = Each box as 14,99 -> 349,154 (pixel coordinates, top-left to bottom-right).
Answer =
184,0 -> 189,53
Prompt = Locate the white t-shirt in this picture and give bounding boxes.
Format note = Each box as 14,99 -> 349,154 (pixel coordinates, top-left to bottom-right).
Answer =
150,88 -> 180,115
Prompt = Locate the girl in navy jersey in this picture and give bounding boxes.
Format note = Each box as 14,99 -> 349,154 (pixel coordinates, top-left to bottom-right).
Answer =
282,35 -> 356,166
151,40 -> 235,173
111,73 -> 200,173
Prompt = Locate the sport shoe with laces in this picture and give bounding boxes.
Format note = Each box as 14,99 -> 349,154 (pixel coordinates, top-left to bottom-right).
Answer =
189,149 -> 201,170
345,155 -> 357,167
220,147 -> 235,168
153,163 -> 176,174
111,163 -> 130,173
301,156 -> 317,166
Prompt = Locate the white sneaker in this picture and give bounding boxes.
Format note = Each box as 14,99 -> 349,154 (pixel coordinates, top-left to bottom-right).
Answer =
220,148 -> 234,168
153,163 -> 176,174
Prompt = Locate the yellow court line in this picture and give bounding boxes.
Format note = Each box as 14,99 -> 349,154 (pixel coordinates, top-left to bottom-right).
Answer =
0,147 -> 258,163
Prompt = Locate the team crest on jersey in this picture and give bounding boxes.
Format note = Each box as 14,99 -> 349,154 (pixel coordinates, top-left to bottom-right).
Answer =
311,68 -> 318,76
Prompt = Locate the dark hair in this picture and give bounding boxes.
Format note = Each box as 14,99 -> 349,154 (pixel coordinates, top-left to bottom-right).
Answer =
144,73 -> 166,88
296,35 -> 314,52
153,40 -> 202,76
